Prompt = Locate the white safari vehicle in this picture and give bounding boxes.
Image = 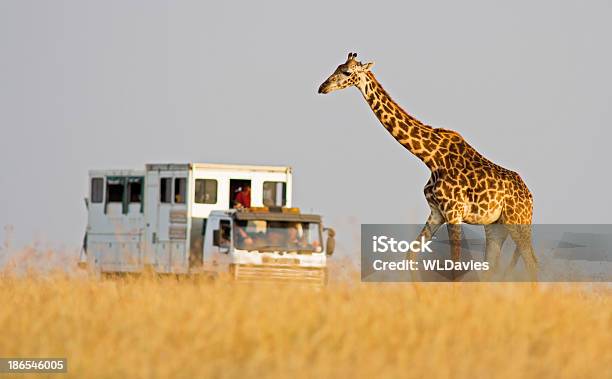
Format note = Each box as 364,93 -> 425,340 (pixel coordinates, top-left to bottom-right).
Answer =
80,163 -> 334,284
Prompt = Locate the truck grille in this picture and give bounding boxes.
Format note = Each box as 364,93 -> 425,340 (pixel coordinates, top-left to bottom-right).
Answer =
230,264 -> 327,286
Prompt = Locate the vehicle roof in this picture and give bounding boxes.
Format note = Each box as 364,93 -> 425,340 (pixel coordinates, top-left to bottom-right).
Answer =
146,162 -> 292,173
90,163 -> 291,175
89,169 -> 145,176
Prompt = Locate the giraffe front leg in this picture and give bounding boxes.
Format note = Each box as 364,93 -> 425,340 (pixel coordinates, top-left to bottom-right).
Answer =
408,209 -> 444,281
447,223 -> 462,281
483,224 -> 509,280
444,210 -> 463,281
448,224 -> 462,261
417,208 -> 445,241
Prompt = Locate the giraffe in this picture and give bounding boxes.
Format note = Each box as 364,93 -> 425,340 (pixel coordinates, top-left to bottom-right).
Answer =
318,53 -> 538,280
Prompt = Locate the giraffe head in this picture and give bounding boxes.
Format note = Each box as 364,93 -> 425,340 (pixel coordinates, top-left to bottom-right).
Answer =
318,52 -> 374,94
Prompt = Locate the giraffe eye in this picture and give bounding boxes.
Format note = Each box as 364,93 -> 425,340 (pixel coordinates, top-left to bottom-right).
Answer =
341,70 -> 351,76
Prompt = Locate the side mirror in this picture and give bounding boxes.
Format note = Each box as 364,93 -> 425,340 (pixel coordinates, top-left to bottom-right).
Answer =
324,227 -> 335,256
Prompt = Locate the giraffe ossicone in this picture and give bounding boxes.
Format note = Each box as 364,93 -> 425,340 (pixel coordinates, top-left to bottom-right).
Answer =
319,53 -> 538,281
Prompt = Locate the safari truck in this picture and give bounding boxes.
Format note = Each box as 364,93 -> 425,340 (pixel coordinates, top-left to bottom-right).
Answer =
80,163 -> 334,284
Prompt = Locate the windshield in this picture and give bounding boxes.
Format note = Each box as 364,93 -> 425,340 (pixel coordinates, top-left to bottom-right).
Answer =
233,220 -> 322,253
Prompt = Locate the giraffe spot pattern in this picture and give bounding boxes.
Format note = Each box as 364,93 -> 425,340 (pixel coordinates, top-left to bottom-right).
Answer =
358,71 -> 533,225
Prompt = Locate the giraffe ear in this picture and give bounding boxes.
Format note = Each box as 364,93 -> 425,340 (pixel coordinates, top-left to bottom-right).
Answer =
362,61 -> 375,71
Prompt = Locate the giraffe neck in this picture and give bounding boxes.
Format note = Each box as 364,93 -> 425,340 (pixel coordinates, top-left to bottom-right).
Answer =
357,72 -> 440,170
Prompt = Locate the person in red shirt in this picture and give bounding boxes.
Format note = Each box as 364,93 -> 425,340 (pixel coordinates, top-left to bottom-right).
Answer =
234,184 -> 251,208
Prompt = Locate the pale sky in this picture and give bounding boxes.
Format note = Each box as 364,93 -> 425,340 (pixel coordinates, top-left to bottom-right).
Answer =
1,0 -> 611,256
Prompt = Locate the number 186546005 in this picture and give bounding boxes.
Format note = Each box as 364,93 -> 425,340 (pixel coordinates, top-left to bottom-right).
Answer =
1,358 -> 67,373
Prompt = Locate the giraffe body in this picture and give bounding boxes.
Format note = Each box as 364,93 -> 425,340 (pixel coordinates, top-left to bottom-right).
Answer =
319,53 -> 537,280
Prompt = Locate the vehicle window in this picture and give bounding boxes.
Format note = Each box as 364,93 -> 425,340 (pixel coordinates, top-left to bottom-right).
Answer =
263,181 -> 286,207
233,220 -> 322,252
174,178 -> 186,204
106,177 -> 124,202
160,178 -> 172,203
91,178 -> 103,203
195,179 -> 218,204
219,220 -> 231,247
128,177 -> 143,203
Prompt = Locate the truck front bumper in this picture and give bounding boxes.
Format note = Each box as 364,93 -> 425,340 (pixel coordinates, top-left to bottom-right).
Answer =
230,264 -> 327,286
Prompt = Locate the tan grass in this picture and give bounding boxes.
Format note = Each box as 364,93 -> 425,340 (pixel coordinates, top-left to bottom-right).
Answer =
0,273 -> 610,379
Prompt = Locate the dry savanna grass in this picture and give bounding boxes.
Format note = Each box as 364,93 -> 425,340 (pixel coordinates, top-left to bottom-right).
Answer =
0,272 -> 610,379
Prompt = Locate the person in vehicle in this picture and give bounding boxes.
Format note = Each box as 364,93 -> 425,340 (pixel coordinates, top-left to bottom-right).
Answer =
286,223 -> 300,245
235,225 -> 253,248
286,223 -> 308,249
263,186 -> 276,206
218,227 -> 231,247
234,184 -> 251,208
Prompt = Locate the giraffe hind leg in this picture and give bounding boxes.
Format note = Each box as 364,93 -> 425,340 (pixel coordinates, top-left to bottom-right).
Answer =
506,225 -> 538,281
502,247 -> 520,279
503,244 -> 539,278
